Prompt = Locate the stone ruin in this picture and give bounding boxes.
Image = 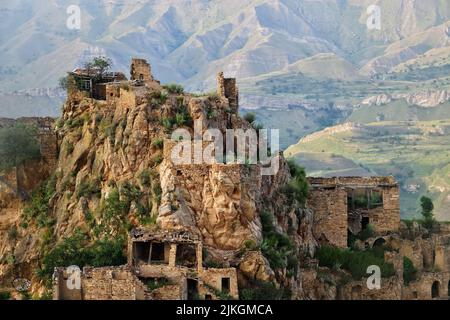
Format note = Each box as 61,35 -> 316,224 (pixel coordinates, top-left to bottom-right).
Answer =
0,117 -> 58,200
68,58 -> 160,102
307,176 -> 400,248
130,58 -> 156,83
53,229 -> 239,300
217,72 -> 239,113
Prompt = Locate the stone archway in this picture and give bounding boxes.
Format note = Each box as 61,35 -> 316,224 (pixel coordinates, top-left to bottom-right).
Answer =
372,237 -> 386,248
431,280 -> 440,299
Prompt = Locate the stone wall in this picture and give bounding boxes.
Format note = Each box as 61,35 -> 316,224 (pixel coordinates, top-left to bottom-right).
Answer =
217,72 -> 239,112
403,272 -> 450,300
308,187 -> 348,248
307,176 -> 400,248
340,276 -> 403,300
130,58 -> 153,82
199,268 -> 239,300
53,266 -> 148,300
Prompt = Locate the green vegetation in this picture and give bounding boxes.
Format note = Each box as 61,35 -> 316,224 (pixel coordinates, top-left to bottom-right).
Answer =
22,176 -> 56,229
8,226 -> 18,241
420,196 -> 436,230
244,107 -> 347,149
65,117 -> 85,129
84,56 -> 112,77
139,169 -> 152,186
0,123 -> 40,171
161,117 -> 174,131
315,245 -> 395,280
65,141 -> 74,155
163,83 -> 184,94
38,230 -> 126,281
243,112 -> 256,124
403,257 -> 417,285
175,112 -> 187,126
240,280 -> 289,300
0,291 -> 11,300
152,138 -> 164,150
146,278 -> 172,291
203,284 -> 232,300
94,188 -> 129,237
260,211 -> 298,274
286,120 -> 450,220
76,179 -> 101,199
284,160 -> 308,207
147,90 -> 168,107
98,117 -> 116,141
243,239 -> 258,251
356,224 -> 375,241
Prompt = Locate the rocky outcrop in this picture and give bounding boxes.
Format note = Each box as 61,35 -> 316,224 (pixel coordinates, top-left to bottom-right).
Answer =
362,89 -> 450,108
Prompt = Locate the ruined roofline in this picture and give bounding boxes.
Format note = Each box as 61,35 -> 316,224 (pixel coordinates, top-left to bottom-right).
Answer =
131,229 -> 200,244
307,176 -> 398,188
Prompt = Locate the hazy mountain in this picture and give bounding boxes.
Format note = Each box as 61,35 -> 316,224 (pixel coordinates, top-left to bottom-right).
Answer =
285,120 -> 450,221
1,0 -> 450,94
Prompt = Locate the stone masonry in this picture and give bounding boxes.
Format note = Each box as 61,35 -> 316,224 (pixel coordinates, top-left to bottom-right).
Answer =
307,176 -> 400,248
217,72 -> 239,113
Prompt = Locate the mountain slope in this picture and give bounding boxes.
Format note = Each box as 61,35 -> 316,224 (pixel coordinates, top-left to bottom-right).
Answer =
285,120 -> 450,221
2,0 -> 450,94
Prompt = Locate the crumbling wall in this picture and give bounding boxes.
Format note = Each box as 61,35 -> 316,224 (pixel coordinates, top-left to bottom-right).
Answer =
376,186 -> 400,233
152,283 -> 184,300
130,58 -> 153,82
403,272 -> 450,300
199,268 -> 239,300
53,266 -> 148,300
307,176 -> 400,248
217,72 -> 239,112
340,276 -> 403,300
308,187 -> 348,248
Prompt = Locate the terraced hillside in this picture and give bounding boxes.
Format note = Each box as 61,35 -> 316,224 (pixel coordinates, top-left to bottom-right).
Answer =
285,120 -> 450,221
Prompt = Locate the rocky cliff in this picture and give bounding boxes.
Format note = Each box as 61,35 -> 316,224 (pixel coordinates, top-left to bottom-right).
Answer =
0,66 -> 320,299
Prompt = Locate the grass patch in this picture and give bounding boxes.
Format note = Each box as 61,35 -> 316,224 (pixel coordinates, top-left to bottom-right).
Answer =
403,257 -> 417,285
315,245 -> 395,280
163,83 -> 184,94
260,211 -> 298,273
37,230 -> 126,281
240,279 -> 290,300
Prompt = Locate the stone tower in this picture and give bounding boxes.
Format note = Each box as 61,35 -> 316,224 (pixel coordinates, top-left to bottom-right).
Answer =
130,58 -> 153,82
217,72 -> 239,112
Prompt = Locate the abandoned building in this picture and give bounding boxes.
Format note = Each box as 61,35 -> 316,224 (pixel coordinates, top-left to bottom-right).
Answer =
53,230 -> 239,300
67,58 -> 162,101
307,176 -> 400,248
130,58 -> 157,83
68,68 -> 127,100
217,72 -> 239,113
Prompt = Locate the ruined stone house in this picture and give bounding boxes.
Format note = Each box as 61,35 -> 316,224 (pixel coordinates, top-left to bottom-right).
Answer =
53,229 -> 239,300
307,176 -> 400,248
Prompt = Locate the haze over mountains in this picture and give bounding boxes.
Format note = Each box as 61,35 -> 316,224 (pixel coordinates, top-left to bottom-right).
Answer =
2,0 -> 450,219
2,0 -> 450,96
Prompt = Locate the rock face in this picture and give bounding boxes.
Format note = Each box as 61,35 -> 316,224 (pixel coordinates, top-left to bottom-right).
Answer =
362,89 -> 450,108
0,60 -> 312,298
4,60 -> 450,301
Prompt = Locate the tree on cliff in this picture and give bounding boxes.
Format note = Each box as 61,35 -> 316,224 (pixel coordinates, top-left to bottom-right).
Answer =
84,56 -> 112,77
420,196 -> 435,231
0,123 -> 41,171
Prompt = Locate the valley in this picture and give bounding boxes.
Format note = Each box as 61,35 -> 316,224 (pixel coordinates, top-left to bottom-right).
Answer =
285,120 -> 450,221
